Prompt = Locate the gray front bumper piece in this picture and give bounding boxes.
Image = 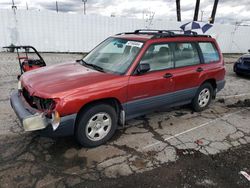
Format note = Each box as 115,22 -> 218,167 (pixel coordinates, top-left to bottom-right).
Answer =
10,90 -> 76,137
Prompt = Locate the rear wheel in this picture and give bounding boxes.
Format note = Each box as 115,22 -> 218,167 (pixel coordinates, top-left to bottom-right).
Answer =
192,83 -> 213,112
75,103 -> 118,147
236,72 -> 243,76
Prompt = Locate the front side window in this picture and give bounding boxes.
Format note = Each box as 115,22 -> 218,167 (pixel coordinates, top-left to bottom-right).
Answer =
83,38 -> 143,74
139,43 -> 174,72
174,42 -> 200,68
199,42 -> 220,63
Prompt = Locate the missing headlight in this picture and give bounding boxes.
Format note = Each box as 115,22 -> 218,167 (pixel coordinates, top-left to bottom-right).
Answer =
32,97 -> 56,113
41,98 -> 56,110
21,88 -> 57,112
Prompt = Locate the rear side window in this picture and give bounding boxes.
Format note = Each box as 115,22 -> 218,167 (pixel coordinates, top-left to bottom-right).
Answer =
199,42 -> 220,63
174,43 -> 200,68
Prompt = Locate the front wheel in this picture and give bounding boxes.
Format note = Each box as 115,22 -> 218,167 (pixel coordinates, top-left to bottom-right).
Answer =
75,103 -> 118,147
192,83 -> 213,112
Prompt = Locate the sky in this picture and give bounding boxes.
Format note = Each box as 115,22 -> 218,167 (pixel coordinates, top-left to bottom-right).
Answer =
1,0 -> 250,24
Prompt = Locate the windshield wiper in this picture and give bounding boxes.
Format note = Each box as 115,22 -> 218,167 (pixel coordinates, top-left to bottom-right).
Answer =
77,59 -> 105,72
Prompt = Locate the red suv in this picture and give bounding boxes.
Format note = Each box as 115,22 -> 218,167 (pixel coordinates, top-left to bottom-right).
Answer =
10,30 -> 225,147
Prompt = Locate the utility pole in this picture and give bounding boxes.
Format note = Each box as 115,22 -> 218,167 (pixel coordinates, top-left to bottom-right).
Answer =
10,0 -> 18,46
82,0 -> 87,15
147,11 -> 155,29
193,0 -> 200,21
176,0 -> 181,22
56,1 -> 58,13
26,1 -> 28,10
210,0 -> 219,24
11,0 -> 17,14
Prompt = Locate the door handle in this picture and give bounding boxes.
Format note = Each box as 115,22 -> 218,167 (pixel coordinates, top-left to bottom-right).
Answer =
163,73 -> 173,78
196,67 -> 203,72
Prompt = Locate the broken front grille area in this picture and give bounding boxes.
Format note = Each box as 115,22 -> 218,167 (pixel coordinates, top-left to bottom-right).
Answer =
22,88 -> 55,111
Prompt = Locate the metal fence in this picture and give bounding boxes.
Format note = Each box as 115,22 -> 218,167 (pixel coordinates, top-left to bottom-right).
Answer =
0,9 -> 250,53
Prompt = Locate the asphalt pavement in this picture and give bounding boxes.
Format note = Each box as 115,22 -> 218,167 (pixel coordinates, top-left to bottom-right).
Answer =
0,53 -> 249,187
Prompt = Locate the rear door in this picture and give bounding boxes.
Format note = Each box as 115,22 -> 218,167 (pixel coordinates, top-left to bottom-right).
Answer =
198,41 -> 224,82
170,42 -> 204,102
126,43 -> 175,119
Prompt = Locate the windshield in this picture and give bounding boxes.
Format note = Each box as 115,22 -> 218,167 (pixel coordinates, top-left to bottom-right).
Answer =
83,37 -> 143,74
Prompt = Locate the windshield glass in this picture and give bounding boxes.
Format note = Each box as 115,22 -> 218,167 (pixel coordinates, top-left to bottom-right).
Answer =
83,37 -> 143,74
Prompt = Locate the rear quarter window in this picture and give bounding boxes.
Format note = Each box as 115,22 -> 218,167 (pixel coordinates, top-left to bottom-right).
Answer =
199,42 -> 220,63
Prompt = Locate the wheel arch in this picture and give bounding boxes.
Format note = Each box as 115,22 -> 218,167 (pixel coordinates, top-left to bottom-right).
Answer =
75,97 -> 123,131
200,78 -> 217,98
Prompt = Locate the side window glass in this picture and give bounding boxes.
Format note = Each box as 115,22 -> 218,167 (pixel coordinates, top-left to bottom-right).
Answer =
140,43 -> 174,72
199,42 -> 220,63
174,43 -> 200,68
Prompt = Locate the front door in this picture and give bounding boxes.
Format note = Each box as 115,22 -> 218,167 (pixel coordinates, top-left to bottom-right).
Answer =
125,43 -> 175,119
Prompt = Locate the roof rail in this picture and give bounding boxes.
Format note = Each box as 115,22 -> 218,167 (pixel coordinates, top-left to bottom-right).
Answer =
116,29 -> 211,38
134,29 -> 175,36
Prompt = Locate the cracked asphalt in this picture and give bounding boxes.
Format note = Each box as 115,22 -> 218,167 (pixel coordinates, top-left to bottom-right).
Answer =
0,53 -> 250,187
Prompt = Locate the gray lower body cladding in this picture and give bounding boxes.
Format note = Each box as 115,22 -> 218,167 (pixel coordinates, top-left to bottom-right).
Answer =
10,91 -> 76,137
123,87 -> 197,120
123,80 -> 226,120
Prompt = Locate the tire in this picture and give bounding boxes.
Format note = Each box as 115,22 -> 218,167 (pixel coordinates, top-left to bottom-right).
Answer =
191,83 -> 213,112
75,103 -> 118,147
236,72 -> 242,77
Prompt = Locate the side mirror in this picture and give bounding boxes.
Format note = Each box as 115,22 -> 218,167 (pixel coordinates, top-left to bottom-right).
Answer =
137,63 -> 150,74
248,49 -> 250,53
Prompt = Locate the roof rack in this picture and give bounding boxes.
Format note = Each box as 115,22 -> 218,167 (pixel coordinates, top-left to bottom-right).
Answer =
134,29 -> 175,36
116,29 -> 211,38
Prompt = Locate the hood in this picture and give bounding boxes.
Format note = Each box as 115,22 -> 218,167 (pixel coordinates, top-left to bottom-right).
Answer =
21,61 -> 119,98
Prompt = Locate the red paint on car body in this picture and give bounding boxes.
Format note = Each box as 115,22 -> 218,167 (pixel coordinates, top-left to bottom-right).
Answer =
20,34 -> 225,117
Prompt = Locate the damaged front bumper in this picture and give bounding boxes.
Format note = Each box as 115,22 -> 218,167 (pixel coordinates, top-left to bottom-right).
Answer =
10,91 -> 76,136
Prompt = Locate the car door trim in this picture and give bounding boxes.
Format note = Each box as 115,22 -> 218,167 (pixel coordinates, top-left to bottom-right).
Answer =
122,86 -> 198,120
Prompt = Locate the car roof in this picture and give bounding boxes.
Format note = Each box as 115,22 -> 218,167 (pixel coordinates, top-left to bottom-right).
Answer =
113,29 -> 213,42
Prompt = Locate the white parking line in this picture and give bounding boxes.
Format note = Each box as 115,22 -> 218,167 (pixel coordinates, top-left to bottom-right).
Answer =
218,93 -> 250,99
142,109 -> 248,150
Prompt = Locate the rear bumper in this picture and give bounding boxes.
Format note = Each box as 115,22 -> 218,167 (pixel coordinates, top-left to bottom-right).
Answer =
10,90 -> 76,137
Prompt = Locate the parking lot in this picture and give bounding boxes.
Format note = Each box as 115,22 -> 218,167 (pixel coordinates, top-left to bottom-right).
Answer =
0,52 -> 250,187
